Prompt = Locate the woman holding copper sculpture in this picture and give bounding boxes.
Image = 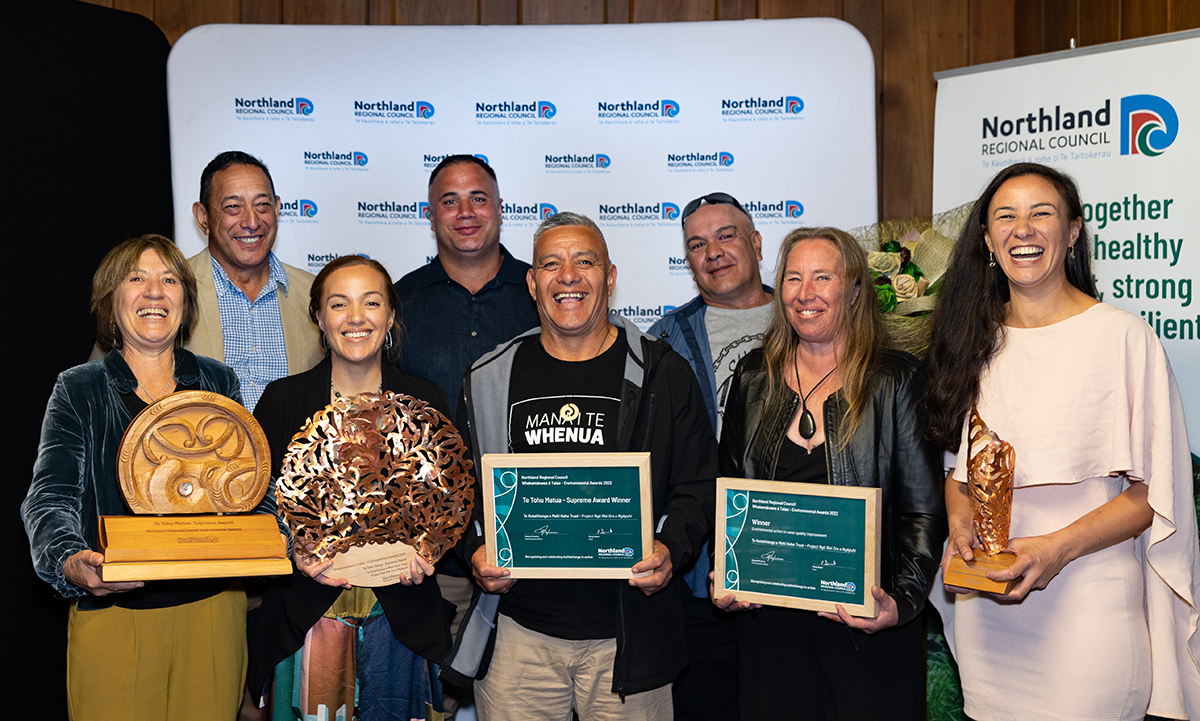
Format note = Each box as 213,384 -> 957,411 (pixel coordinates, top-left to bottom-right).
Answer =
714,227 -> 945,720
248,255 -> 451,720
23,234 -> 277,720
924,162 -> 1200,720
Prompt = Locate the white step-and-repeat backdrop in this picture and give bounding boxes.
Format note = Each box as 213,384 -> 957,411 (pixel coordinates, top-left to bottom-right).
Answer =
167,19 -> 877,330
933,30 -> 1199,452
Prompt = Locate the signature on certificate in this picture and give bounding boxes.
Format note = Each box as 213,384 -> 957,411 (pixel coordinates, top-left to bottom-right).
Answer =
595,528 -> 613,535
534,525 -> 557,536
759,550 -> 788,563
811,559 -> 837,571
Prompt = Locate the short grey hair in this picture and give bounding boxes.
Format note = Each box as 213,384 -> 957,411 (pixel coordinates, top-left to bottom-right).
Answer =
533,211 -> 606,246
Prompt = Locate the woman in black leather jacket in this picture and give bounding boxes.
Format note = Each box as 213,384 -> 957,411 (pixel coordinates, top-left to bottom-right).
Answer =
713,226 -> 945,720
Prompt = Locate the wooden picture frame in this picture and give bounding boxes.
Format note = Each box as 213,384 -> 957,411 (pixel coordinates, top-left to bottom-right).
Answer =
714,478 -> 882,617
481,452 -> 653,579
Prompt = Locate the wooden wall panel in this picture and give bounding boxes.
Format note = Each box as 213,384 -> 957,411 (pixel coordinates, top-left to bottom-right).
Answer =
368,0 -> 394,24
243,0 -> 283,23
115,0 -> 156,20
283,0 -> 367,24
1014,0 -> 1045,56
969,0 -> 1015,64
395,0 -> 478,24
606,0 -> 631,23
1170,0 -> 1200,30
632,0 -> 714,23
1042,0 -> 1079,52
481,0 -> 520,24
760,0 -> 844,18
1079,0 -> 1121,46
523,0 -> 605,24
843,0 -> 883,213
1122,0 -> 1170,36
719,0 -> 759,20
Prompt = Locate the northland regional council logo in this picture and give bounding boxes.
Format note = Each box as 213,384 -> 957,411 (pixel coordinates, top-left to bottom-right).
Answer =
303,150 -> 368,170
279,198 -> 318,222
667,150 -> 734,172
545,153 -> 611,172
721,95 -> 803,122
597,201 -> 680,226
356,199 -> 429,226
502,201 -> 558,225
353,100 -> 434,125
234,96 -> 314,120
979,94 -> 1178,161
422,153 -> 489,171
476,100 -> 556,124
598,98 -> 680,124
741,199 -> 804,225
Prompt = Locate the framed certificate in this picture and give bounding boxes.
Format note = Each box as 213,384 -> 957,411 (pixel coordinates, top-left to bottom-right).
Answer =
714,478 -> 882,616
481,452 -> 653,578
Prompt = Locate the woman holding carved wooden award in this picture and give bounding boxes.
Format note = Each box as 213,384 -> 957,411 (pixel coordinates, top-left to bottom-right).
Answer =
23,235 -> 277,720
248,255 -> 467,720
714,227 -> 945,720
924,162 -> 1200,720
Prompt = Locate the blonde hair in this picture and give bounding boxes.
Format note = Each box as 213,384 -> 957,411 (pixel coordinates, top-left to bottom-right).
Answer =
760,227 -> 882,446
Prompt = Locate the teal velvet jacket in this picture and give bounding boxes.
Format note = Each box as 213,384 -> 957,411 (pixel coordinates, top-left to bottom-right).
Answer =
22,349 -> 286,608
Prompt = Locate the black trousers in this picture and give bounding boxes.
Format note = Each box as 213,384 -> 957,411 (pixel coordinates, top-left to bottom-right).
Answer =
673,593 -> 740,720
736,605 -> 925,721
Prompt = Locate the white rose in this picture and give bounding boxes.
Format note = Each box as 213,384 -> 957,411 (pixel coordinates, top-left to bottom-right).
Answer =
892,274 -> 928,301
867,251 -> 902,276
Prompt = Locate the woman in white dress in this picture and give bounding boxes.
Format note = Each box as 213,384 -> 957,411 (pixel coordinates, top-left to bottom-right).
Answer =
922,162 -> 1200,721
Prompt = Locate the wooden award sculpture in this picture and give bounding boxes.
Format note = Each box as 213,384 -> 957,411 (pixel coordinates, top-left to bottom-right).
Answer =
276,392 -> 474,587
943,405 -> 1019,594
100,391 -> 291,581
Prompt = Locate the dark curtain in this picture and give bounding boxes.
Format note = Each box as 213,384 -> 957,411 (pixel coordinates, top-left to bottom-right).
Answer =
5,1 -> 173,716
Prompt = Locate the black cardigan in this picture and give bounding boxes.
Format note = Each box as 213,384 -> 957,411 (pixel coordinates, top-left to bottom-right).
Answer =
247,355 -> 454,693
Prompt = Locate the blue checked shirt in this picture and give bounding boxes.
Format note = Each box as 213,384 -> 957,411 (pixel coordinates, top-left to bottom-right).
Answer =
211,254 -> 290,411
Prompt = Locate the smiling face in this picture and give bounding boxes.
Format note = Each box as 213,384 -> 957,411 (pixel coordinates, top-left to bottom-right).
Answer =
114,249 -> 185,355
984,174 -> 1081,297
684,203 -> 764,308
316,264 -> 396,369
429,162 -> 503,260
527,224 -> 617,346
193,164 -> 279,276
780,238 -> 849,350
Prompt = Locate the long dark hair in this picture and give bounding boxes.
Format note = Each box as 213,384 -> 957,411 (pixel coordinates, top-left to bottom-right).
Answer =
922,163 -> 1097,451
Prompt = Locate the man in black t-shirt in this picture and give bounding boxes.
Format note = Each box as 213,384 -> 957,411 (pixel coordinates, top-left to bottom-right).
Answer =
443,212 -> 717,720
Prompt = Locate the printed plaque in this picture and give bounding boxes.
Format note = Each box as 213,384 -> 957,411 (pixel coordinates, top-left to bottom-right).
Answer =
481,453 -> 652,579
714,478 -> 881,616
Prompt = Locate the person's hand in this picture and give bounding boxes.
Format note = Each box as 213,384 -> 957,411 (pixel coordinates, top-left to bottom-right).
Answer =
63,550 -> 144,596
941,519 -> 979,595
294,546 -> 351,589
989,533 -> 1070,601
471,546 -> 516,594
397,555 -> 435,587
629,541 -> 673,596
818,586 -> 899,633
709,571 -> 761,612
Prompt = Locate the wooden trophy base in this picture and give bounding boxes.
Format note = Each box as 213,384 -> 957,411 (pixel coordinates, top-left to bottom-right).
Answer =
98,513 -> 290,582
945,551 -> 1018,594
326,542 -> 417,587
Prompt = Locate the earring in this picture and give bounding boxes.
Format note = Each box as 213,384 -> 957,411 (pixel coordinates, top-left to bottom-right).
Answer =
110,322 -> 122,349
321,333 -> 330,352
988,251 -> 996,268
1069,244 -> 1076,260
384,330 -> 395,350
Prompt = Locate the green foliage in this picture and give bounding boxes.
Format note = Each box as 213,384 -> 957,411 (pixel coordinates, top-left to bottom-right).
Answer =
926,630 -> 966,721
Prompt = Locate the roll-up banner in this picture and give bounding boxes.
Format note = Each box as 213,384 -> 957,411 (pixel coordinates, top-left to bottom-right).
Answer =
933,31 -> 1199,452
167,19 -> 877,330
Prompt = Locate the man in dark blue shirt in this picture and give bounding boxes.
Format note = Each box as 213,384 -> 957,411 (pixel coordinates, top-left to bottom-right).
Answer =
392,155 -> 537,718
393,155 -> 538,419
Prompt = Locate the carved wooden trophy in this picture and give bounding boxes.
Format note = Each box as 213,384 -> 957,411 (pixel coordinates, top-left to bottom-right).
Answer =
275,392 -> 474,587
943,405 -> 1018,594
99,391 -> 291,581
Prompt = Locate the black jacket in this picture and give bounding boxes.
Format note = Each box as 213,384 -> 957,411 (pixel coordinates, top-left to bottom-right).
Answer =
246,356 -> 454,694
719,347 -> 945,625
443,315 -> 717,697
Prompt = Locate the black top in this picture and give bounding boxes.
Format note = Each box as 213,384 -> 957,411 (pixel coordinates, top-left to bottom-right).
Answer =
500,334 -> 627,639
774,440 -> 828,486
246,355 -> 455,693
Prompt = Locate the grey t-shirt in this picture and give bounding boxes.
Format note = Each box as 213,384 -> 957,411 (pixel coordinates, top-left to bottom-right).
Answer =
705,303 -> 775,436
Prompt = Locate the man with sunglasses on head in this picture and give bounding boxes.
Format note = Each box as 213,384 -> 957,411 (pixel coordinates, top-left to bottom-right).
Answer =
648,192 -> 773,721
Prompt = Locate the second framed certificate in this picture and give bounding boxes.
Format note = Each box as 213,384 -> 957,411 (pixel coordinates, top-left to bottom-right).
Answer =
715,478 -> 882,616
481,452 -> 653,578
